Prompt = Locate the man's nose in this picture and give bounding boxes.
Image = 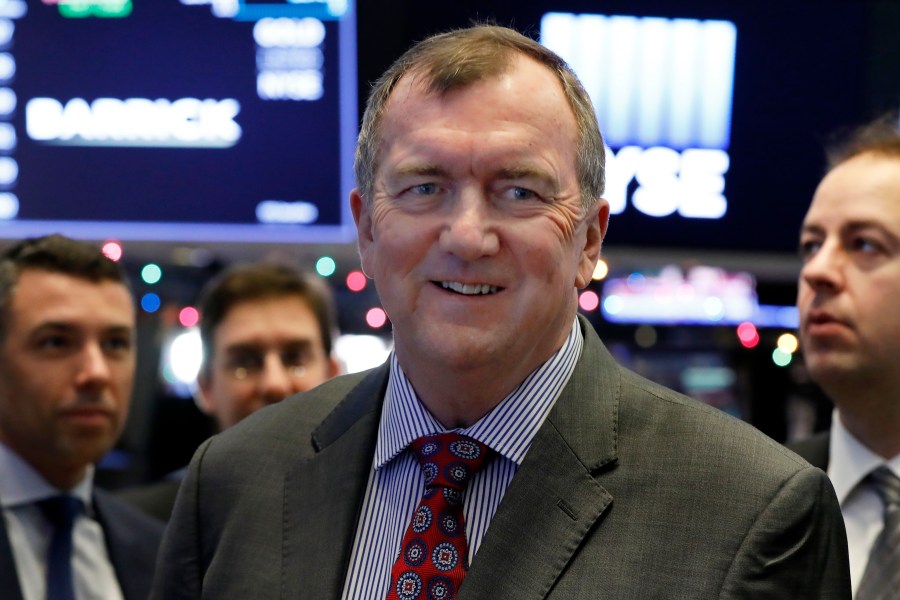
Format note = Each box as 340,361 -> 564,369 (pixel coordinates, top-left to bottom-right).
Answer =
257,353 -> 294,404
800,240 -> 845,293
75,342 -> 113,389
438,190 -> 500,260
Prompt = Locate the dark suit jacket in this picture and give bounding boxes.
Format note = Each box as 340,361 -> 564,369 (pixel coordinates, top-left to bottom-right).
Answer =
0,488 -> 164,600
788,431 -> 830,471
153,317 -> 850,599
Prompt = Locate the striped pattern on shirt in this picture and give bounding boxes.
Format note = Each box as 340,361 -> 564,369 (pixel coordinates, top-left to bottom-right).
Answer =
341,319 -> 584,599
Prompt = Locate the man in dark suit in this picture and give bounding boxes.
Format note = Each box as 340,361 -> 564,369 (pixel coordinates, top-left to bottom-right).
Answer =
119,263 -> 340,522
791,114 -> 900,597
0,235 -> 162,600
153,25 -> 850,598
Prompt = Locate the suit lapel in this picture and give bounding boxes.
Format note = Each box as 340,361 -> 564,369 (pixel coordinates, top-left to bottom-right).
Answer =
93,490 -> 162,600
461,318 -> 619,599
281,365 -> 388,597
0,515 -> 24,600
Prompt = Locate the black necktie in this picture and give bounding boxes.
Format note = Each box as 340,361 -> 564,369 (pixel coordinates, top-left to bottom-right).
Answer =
36,495 -> 82,600
856,466 -> 900,600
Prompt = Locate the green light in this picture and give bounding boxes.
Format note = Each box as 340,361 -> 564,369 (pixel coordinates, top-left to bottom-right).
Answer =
60,0 -> 132,18
772,348 -> 792,367
316,256 -> 336,277
141,263 -> 163,285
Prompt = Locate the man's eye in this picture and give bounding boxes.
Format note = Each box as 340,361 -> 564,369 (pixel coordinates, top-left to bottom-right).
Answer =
500,186 -> 539,202
411,183 -> 439,195
799,239 -> 821,259
37,335 -> 70,350
103,337 -> 133,353
229,353 -> 263,371
851,237 -> 880,253
280,349 -> 308,368
511,187 -> 537,200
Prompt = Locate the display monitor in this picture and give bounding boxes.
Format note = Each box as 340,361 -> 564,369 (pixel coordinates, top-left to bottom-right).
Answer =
2,0 -> 357,243
354,0 -> 870,254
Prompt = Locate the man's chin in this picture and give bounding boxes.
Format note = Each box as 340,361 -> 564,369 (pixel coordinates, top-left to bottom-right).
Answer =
400,326 -> 509,371
805,352 -> 864,385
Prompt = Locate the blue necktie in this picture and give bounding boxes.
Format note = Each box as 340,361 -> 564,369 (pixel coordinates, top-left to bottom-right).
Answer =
37,495 -> 81,600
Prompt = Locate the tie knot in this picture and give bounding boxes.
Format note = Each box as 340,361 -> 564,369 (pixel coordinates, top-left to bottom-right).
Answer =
410,433 -> 492,492
37,495 -> 82,530
868,466 -> 900,512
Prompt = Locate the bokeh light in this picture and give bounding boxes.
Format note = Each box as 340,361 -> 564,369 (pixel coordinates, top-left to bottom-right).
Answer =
141,263 -> 162,284
603,295 -> 624,315
703,296 -> 725,320
167,329 -> 203,384
736,321 -> 759,349
772,347 -> 792,367
101,241 -> 123,262
777,333 -> 799,354
592,260 -> 609,281
315,256 -> 336,277
346,270 -> 367,292
635,325 -> 657,348
578,290 -> 600,311
366,307 -> 388,328
141,292 -> 161,313
179,306 -> 200,328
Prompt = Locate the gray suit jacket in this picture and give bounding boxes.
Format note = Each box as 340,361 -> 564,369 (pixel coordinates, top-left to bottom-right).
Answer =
0,488 -> 164,600
153,318 -> 850,599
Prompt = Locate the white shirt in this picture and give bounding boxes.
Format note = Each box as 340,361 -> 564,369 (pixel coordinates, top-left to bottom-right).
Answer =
0,443 -> 124,600
341,319 -> 583,599
827,411 -> 900,596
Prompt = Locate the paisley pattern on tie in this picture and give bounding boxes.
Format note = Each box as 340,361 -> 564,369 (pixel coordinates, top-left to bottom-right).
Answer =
386,433 -> 493,600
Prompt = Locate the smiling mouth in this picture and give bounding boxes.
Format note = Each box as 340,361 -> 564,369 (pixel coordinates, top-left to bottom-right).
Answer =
438,281 -> 502,295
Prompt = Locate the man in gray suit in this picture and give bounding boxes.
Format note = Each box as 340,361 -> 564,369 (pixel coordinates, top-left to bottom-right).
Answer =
790,114 -> 900,596
0,234 -> 162,600
153,25 -> 850,598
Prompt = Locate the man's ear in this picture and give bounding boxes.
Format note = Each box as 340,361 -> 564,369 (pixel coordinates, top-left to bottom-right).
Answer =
351,189 -> 375,278
575,198 -> 610,289
327,356 -> 341,378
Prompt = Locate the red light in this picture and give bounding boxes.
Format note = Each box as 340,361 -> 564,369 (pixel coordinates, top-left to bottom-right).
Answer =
736,322 -> 757,342
578,290 -> 600,311
737,322 -> 759,348
102,241 -> 123,262
366,307 -> 388,328
346,270 -> 367,292
739,333 -> 760,349
178,306 -> 200,328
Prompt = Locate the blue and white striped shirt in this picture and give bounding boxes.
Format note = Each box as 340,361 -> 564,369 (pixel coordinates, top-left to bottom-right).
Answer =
340,319 -> 584,599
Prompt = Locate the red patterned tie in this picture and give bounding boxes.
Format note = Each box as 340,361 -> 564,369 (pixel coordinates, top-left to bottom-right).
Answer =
386,433 -> 493,600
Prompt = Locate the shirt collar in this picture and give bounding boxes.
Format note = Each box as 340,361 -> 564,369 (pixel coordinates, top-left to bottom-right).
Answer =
828,410 -> 900,505
373,318 -> 584,469
0,441 -> 94,509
